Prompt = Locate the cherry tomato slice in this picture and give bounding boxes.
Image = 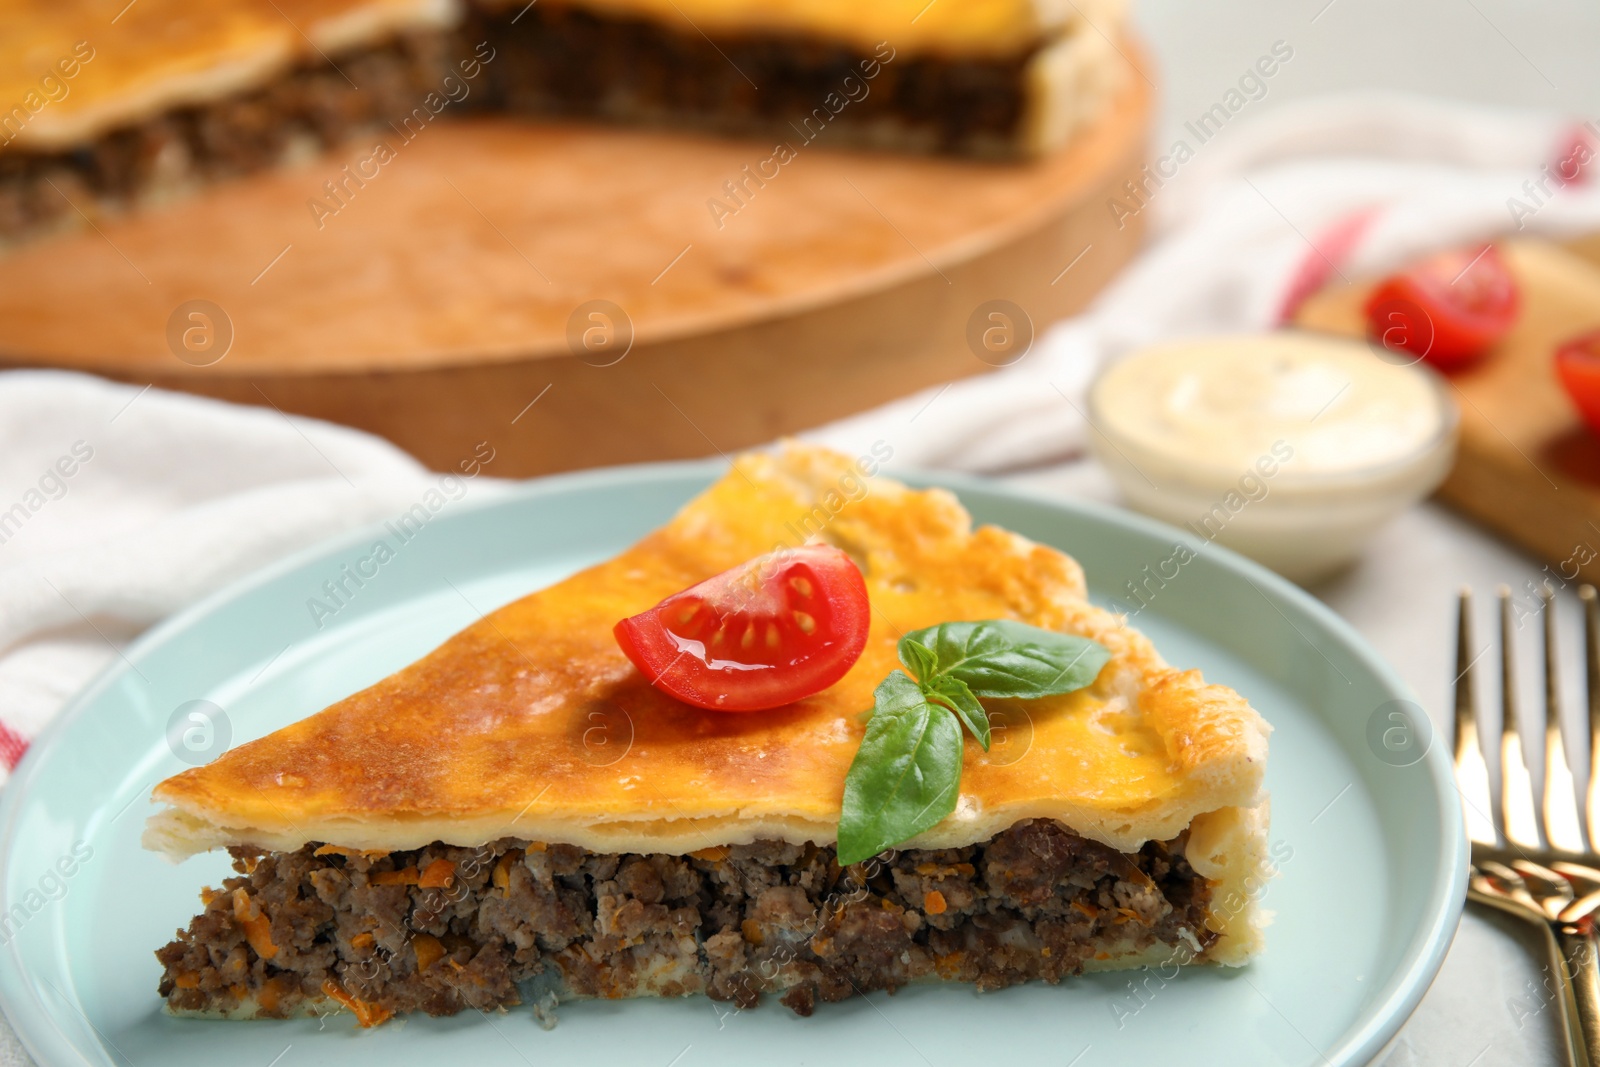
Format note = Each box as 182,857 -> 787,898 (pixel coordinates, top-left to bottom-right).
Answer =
1556,329 -> 1600,435
613,544 -> 870,711
1364,244 -> 1519,371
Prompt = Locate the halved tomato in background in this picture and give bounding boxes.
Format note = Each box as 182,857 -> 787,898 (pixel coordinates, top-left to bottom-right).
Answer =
614,544 -> 870,711
1364,244 -> 1519,370
1556,329 -> 1600,435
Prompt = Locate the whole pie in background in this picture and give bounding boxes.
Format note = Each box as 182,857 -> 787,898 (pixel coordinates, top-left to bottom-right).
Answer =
0,0 -> 1129,243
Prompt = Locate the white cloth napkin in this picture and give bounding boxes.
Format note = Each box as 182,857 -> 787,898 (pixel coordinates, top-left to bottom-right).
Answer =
0,372 -> 474,779
1,91 -> 1599,1063
808,93 -> 1600,472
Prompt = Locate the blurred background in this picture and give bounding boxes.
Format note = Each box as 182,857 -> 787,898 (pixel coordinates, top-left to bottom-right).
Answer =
1139,0 -> 1596,142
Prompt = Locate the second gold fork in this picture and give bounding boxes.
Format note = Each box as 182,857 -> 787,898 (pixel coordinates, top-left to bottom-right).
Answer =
1458,584 -> 1600,1066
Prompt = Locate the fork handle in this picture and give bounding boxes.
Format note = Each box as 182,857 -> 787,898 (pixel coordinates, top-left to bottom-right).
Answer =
1558,925 -> 1600,1067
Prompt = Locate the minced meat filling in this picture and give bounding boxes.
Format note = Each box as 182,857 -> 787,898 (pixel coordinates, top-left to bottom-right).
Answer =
0,33 -> 455,243
478,3 -> 1033,154
157,819 -> 1214,1020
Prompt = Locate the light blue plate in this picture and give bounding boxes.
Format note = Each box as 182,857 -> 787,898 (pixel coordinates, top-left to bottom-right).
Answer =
0,460 -> 1464,1066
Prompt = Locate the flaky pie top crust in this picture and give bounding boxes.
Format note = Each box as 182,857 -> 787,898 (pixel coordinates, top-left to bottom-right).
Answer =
146,443 -> 1270,871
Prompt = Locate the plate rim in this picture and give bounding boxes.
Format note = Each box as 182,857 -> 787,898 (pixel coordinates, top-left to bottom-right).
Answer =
0,457 -> 1466,1067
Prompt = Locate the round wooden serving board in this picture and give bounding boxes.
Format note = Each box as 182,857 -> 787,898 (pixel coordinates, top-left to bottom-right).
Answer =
0,53 -> 1151,477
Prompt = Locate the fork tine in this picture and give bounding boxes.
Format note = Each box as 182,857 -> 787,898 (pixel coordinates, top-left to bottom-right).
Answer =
1480,859 -> 1542,912
1584,586 -> 1600,853
1554,860 -> 1600,922
1513,858 -> 1576,920
1501,586 -> 1544,850
1456,588 -> 1478,765
1455,589 -> 1498,844
1543,585 -> 1583,852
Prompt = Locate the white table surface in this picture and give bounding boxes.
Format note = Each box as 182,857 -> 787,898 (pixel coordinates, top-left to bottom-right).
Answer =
1096,3 -> 1600,1061
1133,0 -> 1599,154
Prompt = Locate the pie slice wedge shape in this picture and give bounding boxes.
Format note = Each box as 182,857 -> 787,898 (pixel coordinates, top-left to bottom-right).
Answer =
146,442 -> 1271,1023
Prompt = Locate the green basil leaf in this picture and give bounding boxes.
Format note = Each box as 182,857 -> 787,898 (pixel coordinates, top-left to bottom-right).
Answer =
901,620 -> 1110,700
923,673 -> 989,750
898,637 -> 939,684
836,671 -> 963,866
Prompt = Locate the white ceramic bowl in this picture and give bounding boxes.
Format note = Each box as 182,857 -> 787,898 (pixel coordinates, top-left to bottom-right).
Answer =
1086,334 -> 1460,584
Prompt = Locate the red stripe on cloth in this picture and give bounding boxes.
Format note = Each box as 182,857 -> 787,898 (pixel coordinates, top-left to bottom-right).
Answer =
1275,206 -> 1382,325
1552,122 -> 1598,187
0,721 -> 30,770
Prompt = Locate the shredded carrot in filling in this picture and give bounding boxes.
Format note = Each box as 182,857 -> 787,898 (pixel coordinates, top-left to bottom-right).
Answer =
314,845 -> 391,860
412,933 -> 446,972
418,858 -> 455,888
230,888 -> 258,922
915,862 -> 975,877
922,890 -> 947,915
321,980 -> 393,1028
350,932 -> 375,950
493,853 -> 517,898
258,978 -> 285,1014
174,973 -> 200,989
241,916 -> 278,960
231,888 -> 278,960
369,867 -> 420,886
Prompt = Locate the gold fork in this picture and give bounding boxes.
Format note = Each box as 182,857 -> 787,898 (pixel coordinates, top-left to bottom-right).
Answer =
1458,585 -> 1600,1066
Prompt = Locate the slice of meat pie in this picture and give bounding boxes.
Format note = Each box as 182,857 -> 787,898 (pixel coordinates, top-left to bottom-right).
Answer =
2,0 -> 1128,241
145,442 -> 1271,1023
0,0 -> 463,241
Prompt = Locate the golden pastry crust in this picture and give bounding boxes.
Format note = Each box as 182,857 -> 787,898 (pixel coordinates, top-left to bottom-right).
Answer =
472,0 -> 1116,58
1020,20 -> 1128,156
148,442 -> 1269,963
0,0 -> 456,151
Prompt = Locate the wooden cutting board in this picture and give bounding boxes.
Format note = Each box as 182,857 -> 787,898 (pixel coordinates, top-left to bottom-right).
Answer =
0,49 -> 1153,478
1294,239 -> 1600,585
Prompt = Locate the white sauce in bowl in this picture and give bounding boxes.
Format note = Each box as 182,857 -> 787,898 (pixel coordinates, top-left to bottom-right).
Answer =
1086,333 -> 1459,583
1091,333 -> 1448,481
